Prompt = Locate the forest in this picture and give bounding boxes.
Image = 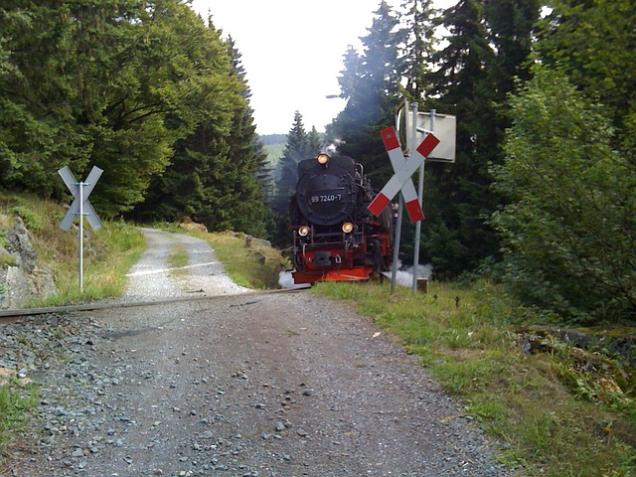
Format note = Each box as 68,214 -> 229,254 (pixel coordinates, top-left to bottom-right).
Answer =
273,0 -> 635,324
0,0 -> 634,323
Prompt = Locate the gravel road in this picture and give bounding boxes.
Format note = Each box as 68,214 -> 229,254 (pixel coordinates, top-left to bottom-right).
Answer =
3,229 -> 508,477
124,228 -> 248,302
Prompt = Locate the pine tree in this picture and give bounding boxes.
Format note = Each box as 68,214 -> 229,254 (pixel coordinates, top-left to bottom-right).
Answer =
399,0 -> 437,102
269,111 -> 309,246
306,126 -> 323,157
274,111 -> 308,214
223,36 -> 269,236
330,1 -> 401,185
424,0 -> 495,274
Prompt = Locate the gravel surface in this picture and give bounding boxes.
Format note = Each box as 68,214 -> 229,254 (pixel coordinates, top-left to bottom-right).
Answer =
4,230 -> 508,476
123,228 -> 248,302
5,293 -> 508,477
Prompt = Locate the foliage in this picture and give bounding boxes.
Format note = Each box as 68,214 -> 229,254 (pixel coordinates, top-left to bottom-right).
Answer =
0,1 -> 208,215
329,1 -> 401,187
0,190 -> 145,306
536,0 -> 636,134
492,67 -> 636,322
132,26 -> 267,236
0,380 -> 38,464
314,280 -> 636,476
0,2 -> 266,232
399,0 -> 437,102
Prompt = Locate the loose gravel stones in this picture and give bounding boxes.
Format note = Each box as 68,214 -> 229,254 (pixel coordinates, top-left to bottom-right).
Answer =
7,292 -> 509,476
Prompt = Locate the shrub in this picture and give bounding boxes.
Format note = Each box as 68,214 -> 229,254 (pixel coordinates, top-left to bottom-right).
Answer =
491,67 -> 636,322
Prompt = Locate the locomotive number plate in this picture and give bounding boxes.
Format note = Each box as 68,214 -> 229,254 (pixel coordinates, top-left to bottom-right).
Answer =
310,193 -> 342,203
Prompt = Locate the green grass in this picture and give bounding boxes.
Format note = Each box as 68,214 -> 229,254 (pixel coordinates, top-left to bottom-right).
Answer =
201,231 -> 287,289
152,223 -> 287,289
0,380 -> 39,464
314,280 -> 636,477
0,190 -> 145,306
168,243 -> 189,269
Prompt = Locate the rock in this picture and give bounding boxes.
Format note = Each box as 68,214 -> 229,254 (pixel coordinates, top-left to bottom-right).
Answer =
6,217 -> 36,273
275,421 -> 285,432
296,428 -> 308,438
0,217 -> 56,308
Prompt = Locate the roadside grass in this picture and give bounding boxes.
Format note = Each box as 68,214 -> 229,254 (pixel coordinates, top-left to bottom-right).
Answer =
0,380 -> 38,464
0,190 -> 145,306
168,244 -> 189,269
314,280 -> 636,477
197,231 -> 287,289
154,222 -> 288,289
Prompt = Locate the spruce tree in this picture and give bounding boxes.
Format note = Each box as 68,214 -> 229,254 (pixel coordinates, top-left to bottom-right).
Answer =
424,0 -> 495,274
269,111 -> 308,246
399,0 -> 437,102
274,111 -> 308,214
330,1 -> 401,185
223,36 -> 269,236
306,126 -> 323,157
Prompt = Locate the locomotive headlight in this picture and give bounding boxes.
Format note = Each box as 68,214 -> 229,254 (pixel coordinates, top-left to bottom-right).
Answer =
342,222 -> 354,234
316,153 -> 330,165
298,225 -> 310,237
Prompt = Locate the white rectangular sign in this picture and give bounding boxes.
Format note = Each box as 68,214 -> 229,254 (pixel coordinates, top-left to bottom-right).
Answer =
406,111 -> 456,163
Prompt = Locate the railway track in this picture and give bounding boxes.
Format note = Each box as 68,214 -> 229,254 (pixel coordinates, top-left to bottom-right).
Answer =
0,287 -> 304,321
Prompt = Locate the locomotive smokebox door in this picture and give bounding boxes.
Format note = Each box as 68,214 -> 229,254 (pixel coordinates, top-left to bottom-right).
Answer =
296,155 -> 356,226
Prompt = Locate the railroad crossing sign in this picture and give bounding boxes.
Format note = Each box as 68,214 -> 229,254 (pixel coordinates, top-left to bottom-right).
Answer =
367,127 -> 439,223
58,165 -> 103,292
58,166 -> 103,231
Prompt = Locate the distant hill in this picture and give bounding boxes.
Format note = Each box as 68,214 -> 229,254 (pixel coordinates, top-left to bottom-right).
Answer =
260,135 -> 286,182
259,134 -> 286,146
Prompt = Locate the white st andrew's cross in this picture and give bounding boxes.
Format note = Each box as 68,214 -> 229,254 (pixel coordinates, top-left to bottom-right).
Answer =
367,127 -> 439,223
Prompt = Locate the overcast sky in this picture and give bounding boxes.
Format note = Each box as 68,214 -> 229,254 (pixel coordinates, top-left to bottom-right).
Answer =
191,0 -> 457,135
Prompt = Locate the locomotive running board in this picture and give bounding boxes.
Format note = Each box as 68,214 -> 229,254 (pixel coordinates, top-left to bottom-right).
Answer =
292,266 -> 374,285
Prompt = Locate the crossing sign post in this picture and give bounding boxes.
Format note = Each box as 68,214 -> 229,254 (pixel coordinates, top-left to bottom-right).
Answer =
368,99 -> 456,294
58,166 -> 103,293
367,126 -> 440,293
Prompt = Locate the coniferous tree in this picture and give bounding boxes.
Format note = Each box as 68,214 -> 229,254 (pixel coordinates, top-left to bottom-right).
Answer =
330,1 -> 401,185
274,111 -> 308,214
399,0 -> 437,102
306,126 -> 323,157
423,0 -> 496,275
269,111 -> 309,246
223,36 -> 269,236
132,15 -> 239,229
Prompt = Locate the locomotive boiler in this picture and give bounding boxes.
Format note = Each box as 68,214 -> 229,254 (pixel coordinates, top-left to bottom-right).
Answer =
290,152 -> 393,284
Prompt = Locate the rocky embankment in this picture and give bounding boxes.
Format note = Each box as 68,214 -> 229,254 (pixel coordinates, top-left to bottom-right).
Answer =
0,216 -> 56,309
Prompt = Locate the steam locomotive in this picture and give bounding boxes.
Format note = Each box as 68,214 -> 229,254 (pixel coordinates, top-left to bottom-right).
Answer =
290,152 -> 393,284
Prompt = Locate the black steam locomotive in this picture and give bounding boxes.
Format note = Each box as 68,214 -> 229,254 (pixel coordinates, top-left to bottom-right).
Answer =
290,152 -> 392,284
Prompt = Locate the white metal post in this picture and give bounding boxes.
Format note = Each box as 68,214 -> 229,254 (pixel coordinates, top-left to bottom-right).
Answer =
390,100 -> 408,293
391,195 -> 403,294
411,103 -> 422,292
79,181 -> 84,293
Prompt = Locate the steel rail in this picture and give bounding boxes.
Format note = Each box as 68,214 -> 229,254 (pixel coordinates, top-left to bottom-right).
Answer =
0,288 -> 306,321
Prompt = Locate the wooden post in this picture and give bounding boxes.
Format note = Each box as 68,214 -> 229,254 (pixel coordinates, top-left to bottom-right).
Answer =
416,278 -> 428,294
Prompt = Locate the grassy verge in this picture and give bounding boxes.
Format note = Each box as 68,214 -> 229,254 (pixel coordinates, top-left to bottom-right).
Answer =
168,244 -> 189,269
152,223 -> 287,289
197,231 -> 287,289
0,190 -> 145,306
314,280 -> 636,477
0,380 -> 38,465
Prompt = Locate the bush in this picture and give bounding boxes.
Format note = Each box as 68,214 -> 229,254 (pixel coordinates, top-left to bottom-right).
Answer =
491,67 -> 636,322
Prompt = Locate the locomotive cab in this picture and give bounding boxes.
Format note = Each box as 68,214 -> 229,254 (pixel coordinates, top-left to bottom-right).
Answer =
290,152 -> 392,284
